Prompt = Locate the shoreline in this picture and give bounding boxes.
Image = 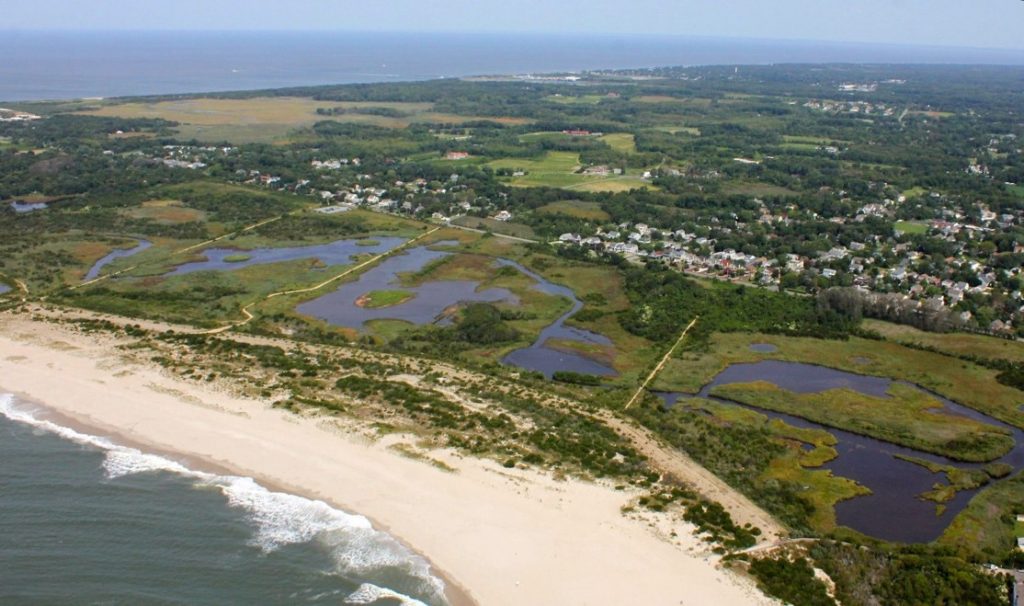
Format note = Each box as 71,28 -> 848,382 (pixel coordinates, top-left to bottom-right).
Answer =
0,313 -> 772,605
1,391 -> 473,606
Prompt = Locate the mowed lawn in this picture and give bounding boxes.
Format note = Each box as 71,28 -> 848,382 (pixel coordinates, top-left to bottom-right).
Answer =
894,220 -> 929,235
599,133 -> 637,153
488,151 -> 652,192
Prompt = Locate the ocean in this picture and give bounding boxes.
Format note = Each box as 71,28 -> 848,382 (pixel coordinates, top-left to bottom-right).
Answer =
1,30 -> 1023,102
0,394 -> 447,606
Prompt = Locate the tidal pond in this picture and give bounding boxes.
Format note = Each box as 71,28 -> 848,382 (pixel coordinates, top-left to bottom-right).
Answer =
166,237 -> 406,276
84,240 -> 153,281
660,360 -> 1024,543
497,259 -> 617,378
296,243 -> 516,328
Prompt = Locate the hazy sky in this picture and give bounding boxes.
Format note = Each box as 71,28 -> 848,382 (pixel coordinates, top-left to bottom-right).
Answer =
4,0 -> 1023,50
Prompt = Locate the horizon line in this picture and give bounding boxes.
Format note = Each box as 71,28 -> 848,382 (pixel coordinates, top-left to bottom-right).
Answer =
0,28 -> 1022,54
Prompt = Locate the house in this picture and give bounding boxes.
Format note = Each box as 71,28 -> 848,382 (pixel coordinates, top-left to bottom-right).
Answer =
445,151 -> 470,160
609,242 -> 639,256
785,255 -> 806,274
314,205 -> 351,215
494,210 -> 512,222
558,233 -> 581,244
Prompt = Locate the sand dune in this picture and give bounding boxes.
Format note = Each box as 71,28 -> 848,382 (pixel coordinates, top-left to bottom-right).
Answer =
0,313 -> 773,606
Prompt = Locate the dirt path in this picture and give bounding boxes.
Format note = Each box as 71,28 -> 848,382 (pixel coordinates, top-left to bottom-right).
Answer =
26,303 -> 787,543
67,214 -> 291,294
599,412 -> 787,543
201,227 -> 441,335
624,316 -> 698,410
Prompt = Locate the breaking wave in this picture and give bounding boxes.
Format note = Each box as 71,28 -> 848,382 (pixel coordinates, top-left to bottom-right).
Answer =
0,393 -> 447,605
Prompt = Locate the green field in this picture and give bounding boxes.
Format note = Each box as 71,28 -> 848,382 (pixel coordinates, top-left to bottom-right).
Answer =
545,94 -> 605,105
536,200 -> 611,221
894,220 -> 929,235
782,135 -> 836,145
599,133 -> 637,153
79,97 -> 531,143
901,186 -> 928,199
488,151 -> 651,192
450,216 -> 537,239
722,182 -> 800,197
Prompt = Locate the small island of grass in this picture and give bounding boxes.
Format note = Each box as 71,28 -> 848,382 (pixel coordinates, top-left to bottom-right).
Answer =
223,253 -> 252,263
355,289 -> 415,309
356,239 -> 381,247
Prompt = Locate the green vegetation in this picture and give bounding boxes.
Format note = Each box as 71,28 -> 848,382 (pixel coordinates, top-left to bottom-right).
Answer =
811,541 -> 1007,606
551,370 -> 603,386
6,63 -> 1024,601
746,557 -> 836,606
635,485 -> 761,550
599,133 -> 637,154
710,381 -> 1013,462
536,200 -> 611,221
863,319 -> 1024,365
652,332 -> 1024,432
939,472 -> 1024,559
893,455 -> 990,505
625,394 -> 862,534
356,289 -> 414,309
451,303 -> 519,344
223,253 -> 252,263
894,220 -> 929,235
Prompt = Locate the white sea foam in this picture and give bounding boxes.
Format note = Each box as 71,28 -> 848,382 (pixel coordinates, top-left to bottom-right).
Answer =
0,393 -> 447,605
345,583 -> 430,606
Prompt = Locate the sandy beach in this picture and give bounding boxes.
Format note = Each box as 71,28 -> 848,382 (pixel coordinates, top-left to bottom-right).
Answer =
0,312 -> 773,606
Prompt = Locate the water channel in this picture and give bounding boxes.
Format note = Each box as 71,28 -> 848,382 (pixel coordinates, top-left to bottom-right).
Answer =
84,240 -> 153,281
658,359 -> 1024,543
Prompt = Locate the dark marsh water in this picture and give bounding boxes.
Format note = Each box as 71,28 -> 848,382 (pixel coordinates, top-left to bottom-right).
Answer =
660,360 -> 1024,543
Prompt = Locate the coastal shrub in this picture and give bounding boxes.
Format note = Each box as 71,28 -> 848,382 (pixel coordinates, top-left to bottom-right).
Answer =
551,371 -> 602,386
811,541 -> 1006,606
453,303 -> 519,344
747,557 -> 835,606
626,396 -> 815,533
